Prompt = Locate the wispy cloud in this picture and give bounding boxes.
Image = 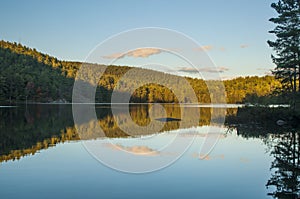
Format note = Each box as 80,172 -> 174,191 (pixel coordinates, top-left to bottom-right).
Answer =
194,45 -> 213,51
219,47 -> 226,52
193,153 -> 225,160
104,143 -> 159,156
102,52 -> 124,59
257,67 -> 272,75
177,67 -> 199,73
200,66 -> 229,73
240,44 -> 249,49
194,45 -> 228,52
127,48 -> 162,58
102,48 -> 162,59
177,66 -> 229,74
257,67 -> 270,71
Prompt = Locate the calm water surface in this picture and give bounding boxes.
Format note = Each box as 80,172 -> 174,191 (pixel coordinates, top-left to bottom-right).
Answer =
0,105 -> 298,199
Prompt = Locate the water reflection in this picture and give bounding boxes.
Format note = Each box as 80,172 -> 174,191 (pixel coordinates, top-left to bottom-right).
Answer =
1,104 -> 299,197
0,105 -> 77,162
266,130 -> 300,199
0,104 -> 233,162
233,116 -> 300,199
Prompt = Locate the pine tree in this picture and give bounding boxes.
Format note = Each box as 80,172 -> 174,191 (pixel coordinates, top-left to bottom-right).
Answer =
268,0 -> 300,93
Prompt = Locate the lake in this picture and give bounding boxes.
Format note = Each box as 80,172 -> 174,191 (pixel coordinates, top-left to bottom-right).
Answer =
0,104 -> 298,199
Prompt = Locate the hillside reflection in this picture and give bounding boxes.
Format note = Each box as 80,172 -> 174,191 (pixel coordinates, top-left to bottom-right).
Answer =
0,104 -> 232,162
1,104 -> 299,198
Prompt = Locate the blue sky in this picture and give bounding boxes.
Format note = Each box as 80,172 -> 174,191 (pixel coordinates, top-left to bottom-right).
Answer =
0,0 -> 277,79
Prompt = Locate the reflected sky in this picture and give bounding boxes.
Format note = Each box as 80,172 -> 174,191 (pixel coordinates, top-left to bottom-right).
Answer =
0,104 -> 289,199
0,127 -> 273,199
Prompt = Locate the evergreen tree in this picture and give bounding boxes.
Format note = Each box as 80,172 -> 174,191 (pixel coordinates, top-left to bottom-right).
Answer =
0,40 -> 284,104
268,0 -> 300,93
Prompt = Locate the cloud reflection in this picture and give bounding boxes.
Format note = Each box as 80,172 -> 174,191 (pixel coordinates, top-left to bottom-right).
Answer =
104,143 -> 159,156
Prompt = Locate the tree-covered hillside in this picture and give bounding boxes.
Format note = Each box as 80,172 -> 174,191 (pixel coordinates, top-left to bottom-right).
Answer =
0,41 -> 73,102
0,40 -> 282,104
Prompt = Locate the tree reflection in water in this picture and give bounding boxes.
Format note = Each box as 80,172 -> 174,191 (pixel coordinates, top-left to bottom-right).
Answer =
4,104 -> 300,198
0,104 -> 230,162
266,130 -> 300,199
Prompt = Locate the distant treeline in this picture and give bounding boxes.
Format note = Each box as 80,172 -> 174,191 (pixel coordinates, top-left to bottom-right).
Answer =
0,40 -> 282,104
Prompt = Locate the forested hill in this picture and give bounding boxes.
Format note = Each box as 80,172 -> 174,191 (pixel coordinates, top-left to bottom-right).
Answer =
0,40 -> 282,104
0,41 -> 74,102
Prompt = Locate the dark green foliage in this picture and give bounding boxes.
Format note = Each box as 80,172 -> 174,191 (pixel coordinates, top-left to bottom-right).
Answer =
0,40 -> 283,104
266,130 -> 300,198
0,41 -> 73,103
0,104 -> 215,161
268,0 -> 300,93
0,105 -> 77,161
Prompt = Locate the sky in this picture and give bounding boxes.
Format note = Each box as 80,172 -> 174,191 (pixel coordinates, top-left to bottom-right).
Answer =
0,0 -> 278,79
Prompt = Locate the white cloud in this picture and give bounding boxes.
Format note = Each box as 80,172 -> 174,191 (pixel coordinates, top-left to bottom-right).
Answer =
240,44 -> 249,48
194,45 -> 213,51
177,67 -> 199,73
102,48 -> 162,59
102,52 -> 124,59
177,66 -> 229,74
104,143 -> 159,156
256,68 -> 273,75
